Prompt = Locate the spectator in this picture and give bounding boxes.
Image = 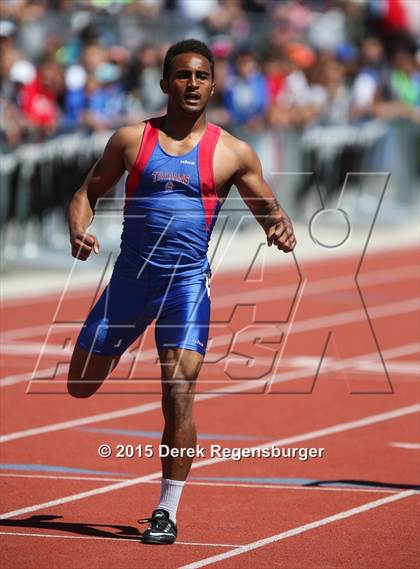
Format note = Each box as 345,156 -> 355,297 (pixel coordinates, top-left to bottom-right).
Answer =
178,0 -> 218,23
351,36 -> 387,120
293,56 -> 358,213
223,47 -> 268,129
82,62 -> 126,131
0,95 -> 24,148
205,0 -> 250,41
268,44 -> 320,129
362,46 -> 419,124
318,58 -> 352,126
261,46 -> 287,104
63,64 -> 88,130
207,41 -> 232,127
19,56 -> 65,139
390,49 -> 419,113
124,43 -> 165,114
0,0 -> 418,221
81,43 -> 107,76
307,0 -> 347,52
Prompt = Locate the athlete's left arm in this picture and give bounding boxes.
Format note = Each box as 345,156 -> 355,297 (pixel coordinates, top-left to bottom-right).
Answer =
232,141 -> 296,253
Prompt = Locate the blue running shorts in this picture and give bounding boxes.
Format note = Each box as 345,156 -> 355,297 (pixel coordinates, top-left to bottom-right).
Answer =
76,264 -> 211,357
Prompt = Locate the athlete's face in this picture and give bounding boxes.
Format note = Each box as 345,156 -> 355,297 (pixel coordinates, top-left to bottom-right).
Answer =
161,52 -> 215,115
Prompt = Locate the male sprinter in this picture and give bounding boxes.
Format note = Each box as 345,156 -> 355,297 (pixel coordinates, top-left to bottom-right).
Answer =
67,39 -> 296,544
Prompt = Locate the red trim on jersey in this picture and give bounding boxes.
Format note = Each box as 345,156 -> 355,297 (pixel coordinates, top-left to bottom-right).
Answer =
198,123 -> 221,231
125,117 -> 161,209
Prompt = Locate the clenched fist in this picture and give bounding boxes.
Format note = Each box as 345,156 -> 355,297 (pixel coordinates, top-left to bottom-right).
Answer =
71,231 -> 100,261
266,217 -> 297,253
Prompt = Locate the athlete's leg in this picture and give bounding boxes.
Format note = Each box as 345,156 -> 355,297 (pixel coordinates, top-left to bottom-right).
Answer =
140,348 -> 202,543
67,344 -> 121,399
67,264 -> 151,399
140,272 -> 209,538
153,271 -> 210,479
159,347 -> 203,480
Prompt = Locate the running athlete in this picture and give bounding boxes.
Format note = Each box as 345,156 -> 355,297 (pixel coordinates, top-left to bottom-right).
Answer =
67,39 -> 296,545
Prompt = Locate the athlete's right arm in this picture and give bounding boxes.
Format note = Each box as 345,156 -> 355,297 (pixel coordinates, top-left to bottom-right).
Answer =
68,129 -> 127,261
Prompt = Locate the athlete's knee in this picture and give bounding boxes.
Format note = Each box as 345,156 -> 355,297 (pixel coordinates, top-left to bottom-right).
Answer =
160,349 -> 201,423
67,367 -> 103,399
67,368 -> 108,398
67,344 -> 118,398
67,380 -> 98,399
162,381 -> 195,424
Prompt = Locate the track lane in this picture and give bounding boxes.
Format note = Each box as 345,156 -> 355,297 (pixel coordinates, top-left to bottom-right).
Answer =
1,247 -> 418,568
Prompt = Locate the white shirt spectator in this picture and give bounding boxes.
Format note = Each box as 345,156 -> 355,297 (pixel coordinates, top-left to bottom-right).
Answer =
178,0 -> 218,21
277,70 -> 327,109
351,72 -> 378,110
307,8 -> 347,52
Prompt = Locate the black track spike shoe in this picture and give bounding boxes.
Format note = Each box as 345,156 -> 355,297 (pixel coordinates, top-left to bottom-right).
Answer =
139,509 -> 177,545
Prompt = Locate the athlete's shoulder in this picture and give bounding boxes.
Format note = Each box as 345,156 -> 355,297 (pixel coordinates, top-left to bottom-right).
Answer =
108,122 -> 147,149
217,127 -> 254,154
216,127 -> 258,171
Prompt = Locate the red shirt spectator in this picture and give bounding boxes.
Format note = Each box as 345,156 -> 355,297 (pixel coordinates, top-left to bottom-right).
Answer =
20,59 -> 63,130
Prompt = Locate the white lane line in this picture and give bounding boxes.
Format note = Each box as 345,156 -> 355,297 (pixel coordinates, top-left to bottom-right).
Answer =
1,347 -> 418,390
0,403 -> 418,520
353,362 -> 419,375
177,490 -> 418,569
2,342 -> 413,389
0,531 -> 238,547
1,248 -> 416,308
0,400 -> 164,443
0,341 -> 417,443
290,343 -> 419,366
1,353 -> 419,390
0,291 -> 418,387
389,442 -> 420,450
1,261 -> 417,343
0,474 -> 398,494
213,263 -> 419,309
0,367 -> 58,387
1,324 -> 65,343
185,481 -> 397,494
2,295 -> 417,364
0,472 -> 163,520
284,296 -> 418,335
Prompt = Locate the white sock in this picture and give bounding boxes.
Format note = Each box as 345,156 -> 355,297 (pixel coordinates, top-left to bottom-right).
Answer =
156,477 -> 185,523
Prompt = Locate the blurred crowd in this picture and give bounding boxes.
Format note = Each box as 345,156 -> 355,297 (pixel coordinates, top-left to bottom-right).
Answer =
1,0 -> 419,151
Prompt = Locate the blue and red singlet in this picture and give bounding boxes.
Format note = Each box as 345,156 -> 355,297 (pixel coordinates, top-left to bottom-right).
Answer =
76,117 -> 221,357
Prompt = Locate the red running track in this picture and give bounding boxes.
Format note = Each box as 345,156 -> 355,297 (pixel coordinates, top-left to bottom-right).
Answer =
0,246 -> 419,569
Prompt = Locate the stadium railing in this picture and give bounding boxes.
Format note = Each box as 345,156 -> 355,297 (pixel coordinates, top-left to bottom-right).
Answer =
0,119 -> 418,268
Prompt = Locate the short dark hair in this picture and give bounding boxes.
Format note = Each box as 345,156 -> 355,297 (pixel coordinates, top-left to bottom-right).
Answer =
163,39 -> 215,80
